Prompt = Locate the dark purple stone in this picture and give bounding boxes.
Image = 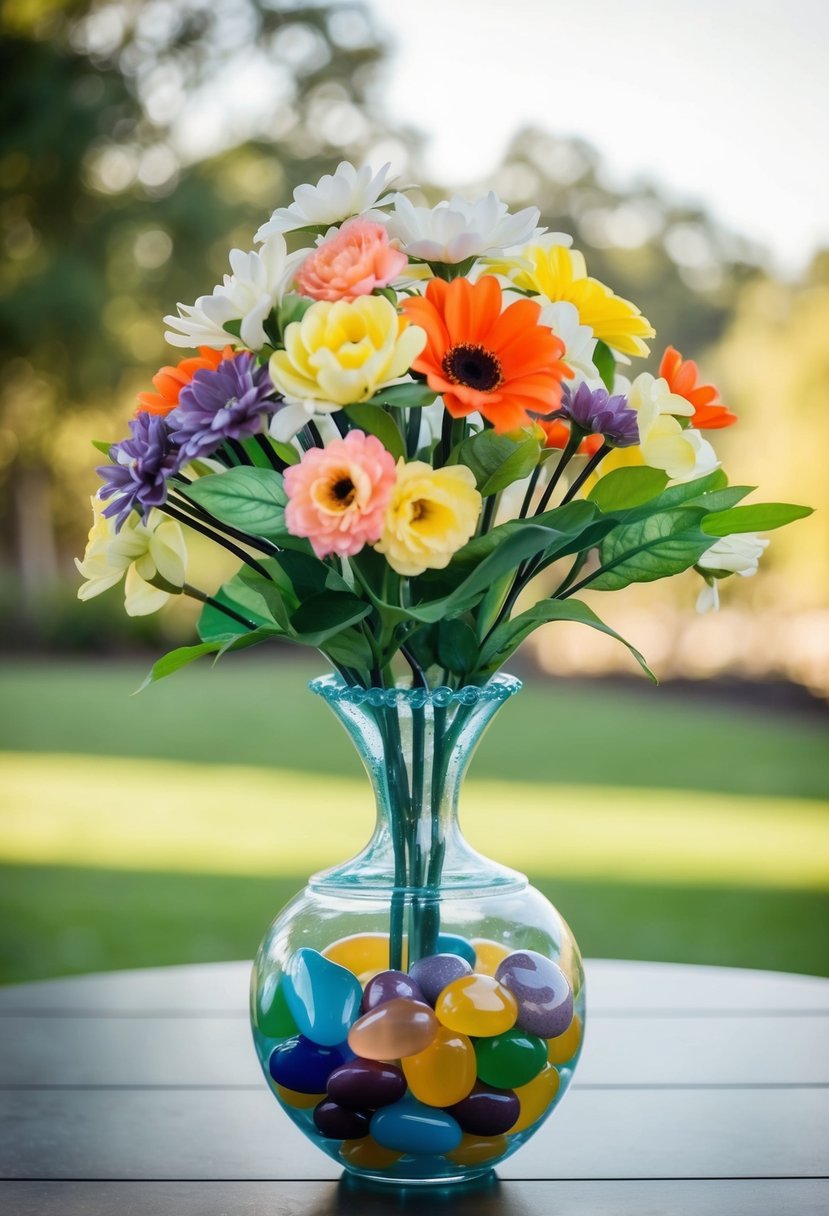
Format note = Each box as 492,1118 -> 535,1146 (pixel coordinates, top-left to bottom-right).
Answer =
268,1035 -> 346,1093
326,1058 -> 407,1109
495,951 -> 573,1038
360,969 -> 425,1013
447,1082 -> 519,1136
408,953 -> 473,1006
313,1099 -> 371,1140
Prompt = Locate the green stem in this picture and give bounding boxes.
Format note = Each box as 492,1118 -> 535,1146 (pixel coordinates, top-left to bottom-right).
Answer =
534,431 -> 581,516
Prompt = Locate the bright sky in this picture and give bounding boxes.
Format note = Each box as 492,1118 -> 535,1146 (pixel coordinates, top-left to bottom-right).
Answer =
363,0 -> 829,275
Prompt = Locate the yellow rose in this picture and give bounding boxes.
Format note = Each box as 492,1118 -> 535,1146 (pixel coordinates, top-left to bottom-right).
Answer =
269,295 -> 426,411
376,461 -> 482,576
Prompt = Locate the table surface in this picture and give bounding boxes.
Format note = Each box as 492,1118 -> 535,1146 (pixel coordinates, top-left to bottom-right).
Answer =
0,958 -> 827,1215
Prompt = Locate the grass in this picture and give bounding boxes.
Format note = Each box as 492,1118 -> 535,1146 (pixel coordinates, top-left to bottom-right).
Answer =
0,657 -> 827,984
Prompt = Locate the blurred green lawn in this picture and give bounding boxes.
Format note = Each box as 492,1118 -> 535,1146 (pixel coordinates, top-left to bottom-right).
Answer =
1,657 -> 827,984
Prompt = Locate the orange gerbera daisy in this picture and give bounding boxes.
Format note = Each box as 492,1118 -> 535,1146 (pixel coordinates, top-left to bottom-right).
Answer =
136,346 -> 234,416
659,346 -> 737,429
538,417 -> 603,456
401,276 -> 571,432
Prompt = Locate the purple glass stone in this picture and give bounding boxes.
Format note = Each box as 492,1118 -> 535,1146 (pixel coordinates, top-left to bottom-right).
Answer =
313,1099 -> 371,1140
494,951 -> 573,1039
360,969 -> 425,1013
326,1058 -> 407,1109
408,953 -> 473,1006
446,1082 -> 519,1136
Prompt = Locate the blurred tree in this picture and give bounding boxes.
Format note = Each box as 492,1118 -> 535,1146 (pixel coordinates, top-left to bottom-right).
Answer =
0,0 -> 412,601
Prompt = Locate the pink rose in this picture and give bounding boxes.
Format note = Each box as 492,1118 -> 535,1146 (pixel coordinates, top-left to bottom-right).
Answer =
295,218 -> 408,302
284,429 -> 397,559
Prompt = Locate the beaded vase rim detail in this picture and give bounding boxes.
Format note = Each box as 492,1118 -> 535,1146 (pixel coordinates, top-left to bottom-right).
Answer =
309,673 -> 522,708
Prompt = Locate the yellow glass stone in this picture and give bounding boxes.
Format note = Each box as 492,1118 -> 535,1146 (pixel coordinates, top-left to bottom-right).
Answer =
547,1015 -> 582,1065
340,1137 -> 402,1169
322,933 -> 399,976
402,1025 -> 477,1107
471,938 -> 512,977
447,1132 -> 509,1166
508,1063 -> 560,1133
435,974 -> 518,1037
275,1084 -> 325,1109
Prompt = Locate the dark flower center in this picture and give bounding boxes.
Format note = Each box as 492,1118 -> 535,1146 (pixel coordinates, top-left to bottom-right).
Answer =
411,498 -> 430,522
442,343 -> 503,392
329,476 -> 356,508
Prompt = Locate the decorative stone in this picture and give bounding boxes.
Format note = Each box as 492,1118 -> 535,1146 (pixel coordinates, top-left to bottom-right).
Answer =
268,1035 -> 347,1094
339,1138 -> 402,1170
470,938 -> 512,977
474,1028 -> 547,1090
348,997 -> 438,1060
546,1015 -> 583,1065
254,976 -> 298,1039
322,933 -> 393,978
435,933 -> 476,966
361,970 -> 425,1013
435,974 -> 518,1038
402,1025 -> 477,1107
326,1058 -> 407,1109
408,953 -> 472,1006
447,1132 -> 509,1166
275,1083 -> 324,1110
495,951 -> 573,1039
371,1097 -> 463,1155
313,1099 -> 371,1140
509,1062 -> 560,1133
283,948 -> 363,1047
446,1082 -> 520,1136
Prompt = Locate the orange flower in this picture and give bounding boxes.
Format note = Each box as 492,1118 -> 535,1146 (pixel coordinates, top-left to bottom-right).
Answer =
538,417 -> 603,456
401,276 -> 571,432
136,346 -> 234,416
658,346 -> 737,429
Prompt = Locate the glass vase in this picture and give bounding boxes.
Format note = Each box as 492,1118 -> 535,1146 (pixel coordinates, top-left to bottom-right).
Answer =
250,674 -> 585,1186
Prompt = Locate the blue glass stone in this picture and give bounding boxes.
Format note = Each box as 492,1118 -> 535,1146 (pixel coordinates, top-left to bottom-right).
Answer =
435,934 -> 476,967
371,1096 -> 463,1156
283,948 -> 363,1046
268,1035 -> 347,1093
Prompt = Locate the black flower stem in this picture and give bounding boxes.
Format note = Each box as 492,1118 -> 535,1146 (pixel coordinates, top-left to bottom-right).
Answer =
406,407 -> 421,458
160,502 -> 272,580
534,431 -> 582,516
480,491 -> 498,535
307,421 -> 325,448
226,438 -> 253,465
254,434 -> 288,473
167,490 -> 281,558
181,583 -> 258,630
560,443 -> 610,505
439,407 -> 453,466
518,465 -> 542,519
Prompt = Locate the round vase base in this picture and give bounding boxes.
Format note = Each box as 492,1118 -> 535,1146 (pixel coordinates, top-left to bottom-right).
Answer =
342,1164 -> 497,1189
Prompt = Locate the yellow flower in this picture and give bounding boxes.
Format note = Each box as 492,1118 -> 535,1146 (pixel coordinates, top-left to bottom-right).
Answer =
75,497 -> 187,616
269,295 -> 426,411
497,243 -> 655,358
376,461 -> 482,576
628,372 -> 719,483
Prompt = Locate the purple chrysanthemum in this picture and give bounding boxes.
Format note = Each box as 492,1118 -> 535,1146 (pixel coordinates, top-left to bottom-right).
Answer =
168,353 -> 277,461
97,412 -> 181,531
563,382 -> 639,448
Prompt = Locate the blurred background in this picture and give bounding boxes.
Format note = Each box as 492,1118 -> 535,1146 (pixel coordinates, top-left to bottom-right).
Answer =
0,0 -> 827,984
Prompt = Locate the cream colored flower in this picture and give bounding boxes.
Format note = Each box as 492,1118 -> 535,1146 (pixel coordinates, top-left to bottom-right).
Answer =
268,296 -> 425,434
75,498 -> 186,616
628,372 -> 719,484
375,461 -> 482,576
255,162 -> 395,241
696,532 -> 770,612
385,191 -> 540,264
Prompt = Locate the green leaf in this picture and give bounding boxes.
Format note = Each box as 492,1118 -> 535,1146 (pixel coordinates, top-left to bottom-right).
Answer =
365,382 -> 438,409
277,292 -> 313,335
271,440 -> 301,466
197,574 -> 283,642
135,641 -> 226,691
324,629 -> 375,670
235,570 -> 294,632
478,599 -> 655,679
289,590 -> 371,645
590,508 -> 713,591
701,502 -> 813,536
451,428 -> 541,496
593,340 -> 616,392
588,467 -> 669,512
91,439 -> 114,456
437,619 -> 479,675
184,467 -> 289,542
686,485 -> 754,513
345,403 -> 405,461
451,499 -> 605,568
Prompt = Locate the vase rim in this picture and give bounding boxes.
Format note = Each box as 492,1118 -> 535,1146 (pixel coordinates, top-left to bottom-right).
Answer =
309,672 -> 522,708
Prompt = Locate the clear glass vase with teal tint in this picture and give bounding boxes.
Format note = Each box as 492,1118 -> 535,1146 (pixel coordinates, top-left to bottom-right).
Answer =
250,674 -> 585,1186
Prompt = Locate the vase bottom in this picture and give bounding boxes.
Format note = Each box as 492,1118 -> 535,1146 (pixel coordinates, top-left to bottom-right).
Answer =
342,1163 -> 497,1189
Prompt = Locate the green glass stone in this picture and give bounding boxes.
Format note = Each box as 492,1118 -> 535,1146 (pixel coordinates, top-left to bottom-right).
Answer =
474,1027 -> 547,1089
256,976 -> 299,1039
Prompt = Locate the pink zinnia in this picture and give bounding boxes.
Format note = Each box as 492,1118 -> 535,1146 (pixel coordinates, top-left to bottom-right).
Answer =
294,218 -> 408,302
284,430 -> 397,559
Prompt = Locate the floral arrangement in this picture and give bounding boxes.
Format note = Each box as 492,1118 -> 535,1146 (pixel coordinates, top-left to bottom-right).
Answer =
78,161 -> 810,689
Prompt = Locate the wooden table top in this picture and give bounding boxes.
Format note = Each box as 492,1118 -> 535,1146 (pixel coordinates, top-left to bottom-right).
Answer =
1,958 -> 827,1214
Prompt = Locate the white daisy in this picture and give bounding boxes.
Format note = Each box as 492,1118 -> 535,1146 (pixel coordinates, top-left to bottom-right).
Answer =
385,191 -> 540,264
254,162 -> 395,242
538,300 -> 600,383
164,236 -> 295,351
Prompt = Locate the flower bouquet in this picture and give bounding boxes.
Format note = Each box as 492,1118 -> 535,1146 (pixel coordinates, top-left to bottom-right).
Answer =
78,162 -> 810,1184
